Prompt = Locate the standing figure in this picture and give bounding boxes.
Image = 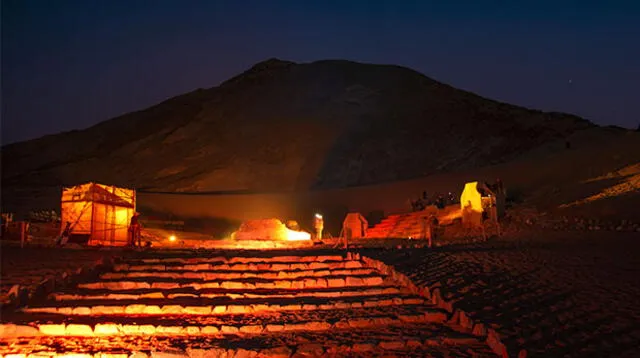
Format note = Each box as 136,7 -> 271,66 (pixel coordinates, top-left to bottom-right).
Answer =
128,212 -> 142,248
313,213 -> 324,242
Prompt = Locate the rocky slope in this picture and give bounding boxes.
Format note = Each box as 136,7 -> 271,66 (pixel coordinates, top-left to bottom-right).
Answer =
2,58 -> 594,210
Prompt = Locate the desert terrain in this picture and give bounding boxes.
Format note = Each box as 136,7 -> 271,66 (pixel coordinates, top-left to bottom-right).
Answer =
2,59 -> 639,357
2,214 -> 640,357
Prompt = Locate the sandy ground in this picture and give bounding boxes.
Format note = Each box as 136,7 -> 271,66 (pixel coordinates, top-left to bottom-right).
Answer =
362,229 -> 640,357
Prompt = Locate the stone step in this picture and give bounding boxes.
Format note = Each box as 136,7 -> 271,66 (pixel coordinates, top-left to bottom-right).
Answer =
20,294 -> 430,316
0,323 -> 496,356
0,315 -> 440,338
76,274 -> 387,291
2,305 -> 448,337
49,286 -> 409,302
134,254 -> 347,265
112,259 -> 365,272
100,267 -> 376,280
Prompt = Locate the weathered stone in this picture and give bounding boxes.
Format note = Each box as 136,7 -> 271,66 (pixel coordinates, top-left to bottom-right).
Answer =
294,343 -> 325,357
302,321 -> 332,331
259,346 -> 291,358
251,304 -> 270,312
57,307 -> 74,315
328,278 -> 345,288
143,305 -> 162,314
227,305 -> 252,314
65,324 -> 93,336
0,324 -> 40,337
303,278 -> 317,288
271,264 -> 289,271
159,305 -> 183,314
185,326 -> 200,335
94,323 -> 120,335
151,282 -> 181,290
125,304 -> 147,314
184,306 -> 212,315
221,281 -> 245,289
155,326 -> 183,335
308,262 -> 328,270
139,325 -> 156,335
201,326 -> 219,335
150,352 -> 187,358
348,318 -> 373,328
345,276 -> 364,286
140,292 -> 165,299
351,343 -> 376,352
364,276 -> 383,286
255,282 -> 276,289
39,324 -> 65,336
403,298 -> 424,305
275,280 -> 291,289
473,323 -> 487,336
379,341 -> 405,350
265,324 -> 284,332
233,348 -> 258,358
239,325 -> 263,334
220,325 -> 239,334
363,300 -> 378,308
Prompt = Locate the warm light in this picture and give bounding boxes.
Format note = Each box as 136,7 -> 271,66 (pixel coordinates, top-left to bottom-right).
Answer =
285,228 -> 312,241
169,235 -> 176,242
315,213 -> 323,219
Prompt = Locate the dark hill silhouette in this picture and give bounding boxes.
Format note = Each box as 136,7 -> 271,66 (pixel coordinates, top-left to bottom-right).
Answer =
2,58 -> 595,210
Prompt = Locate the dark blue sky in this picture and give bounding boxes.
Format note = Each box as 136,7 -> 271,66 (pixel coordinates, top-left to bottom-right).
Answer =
2,1 -> 639,144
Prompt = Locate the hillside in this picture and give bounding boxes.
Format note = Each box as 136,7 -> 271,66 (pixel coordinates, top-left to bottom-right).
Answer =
1,58 -> 598,213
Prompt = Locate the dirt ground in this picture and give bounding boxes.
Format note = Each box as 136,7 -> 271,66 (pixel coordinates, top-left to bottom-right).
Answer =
362,229 -> 640,357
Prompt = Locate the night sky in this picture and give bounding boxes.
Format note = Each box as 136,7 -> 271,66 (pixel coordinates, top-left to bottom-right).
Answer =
2,1 -> 639,145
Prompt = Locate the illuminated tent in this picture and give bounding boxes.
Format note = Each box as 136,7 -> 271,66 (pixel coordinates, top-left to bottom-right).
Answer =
60,182 -> 136,246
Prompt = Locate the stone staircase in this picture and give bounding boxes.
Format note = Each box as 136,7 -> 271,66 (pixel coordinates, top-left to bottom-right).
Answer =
366,205 -> 462,239
0,250 -> 497,357
366,212 -> 432,239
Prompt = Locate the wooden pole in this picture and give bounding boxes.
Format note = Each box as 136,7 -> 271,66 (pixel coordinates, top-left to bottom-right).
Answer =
20,222 -> 26,248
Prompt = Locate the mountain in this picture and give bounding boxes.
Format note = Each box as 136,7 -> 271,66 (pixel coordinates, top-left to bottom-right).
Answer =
2,58 -> 595,211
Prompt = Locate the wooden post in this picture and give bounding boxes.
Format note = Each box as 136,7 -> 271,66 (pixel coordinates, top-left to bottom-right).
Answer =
20,222 -> 26,248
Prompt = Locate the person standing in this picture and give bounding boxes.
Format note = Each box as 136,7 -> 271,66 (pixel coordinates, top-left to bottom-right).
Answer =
313,213 -> 324,242
128,212 -> 142,248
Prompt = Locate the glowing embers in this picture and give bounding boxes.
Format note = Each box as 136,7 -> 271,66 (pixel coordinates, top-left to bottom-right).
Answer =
231,219 -> 311,242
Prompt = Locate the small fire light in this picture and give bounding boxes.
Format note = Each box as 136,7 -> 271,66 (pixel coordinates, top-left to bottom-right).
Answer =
169,235 -> 177,242
315,213 -> 323,219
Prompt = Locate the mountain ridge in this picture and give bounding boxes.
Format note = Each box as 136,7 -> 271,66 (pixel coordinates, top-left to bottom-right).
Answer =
2,58 -> 595,203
